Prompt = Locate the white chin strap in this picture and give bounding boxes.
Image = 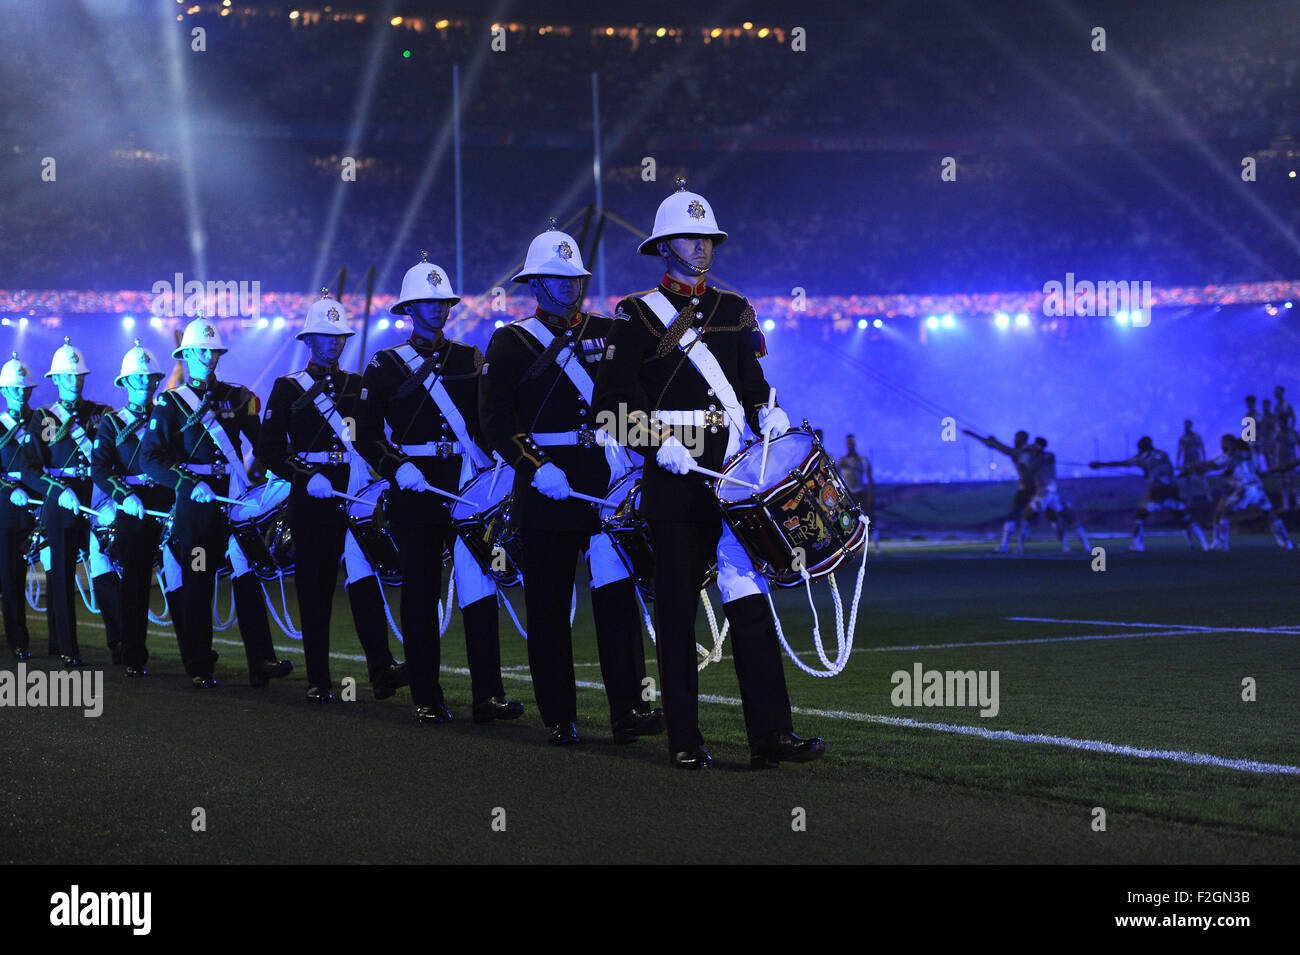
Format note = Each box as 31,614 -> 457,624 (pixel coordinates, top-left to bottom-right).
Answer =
532,279 -> 583,319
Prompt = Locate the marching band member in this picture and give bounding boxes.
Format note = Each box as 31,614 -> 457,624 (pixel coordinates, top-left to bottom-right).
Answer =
480,223 -> 661,746
0,354 -> 38,660
140,316 -> 292,689
255,291 -> 407,704
91,341 -> 177,678
357,254 -> 522,725
593,180 -> 825,770
17,338 -> 123,668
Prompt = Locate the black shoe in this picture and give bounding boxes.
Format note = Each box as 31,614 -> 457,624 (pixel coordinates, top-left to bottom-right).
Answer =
191,675 -> 217,689
671,746 -> 713,770
612,706 -> 665,743
370,662 -> 408,701
750,730 -> 826,770
11,648 -> 31,661
125,665 -> 148,678
109,643 -> 122,665
59,654 -> 83,668
306,686 -> 335,704
546,722 -> 580,746
249,658 -> 293,688
415,703 -> 453,724
472,695 -> 525,723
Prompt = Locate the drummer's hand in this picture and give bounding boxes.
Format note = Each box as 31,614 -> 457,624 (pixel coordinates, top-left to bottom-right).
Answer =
58,488 -> 81,513
191,481 -> 215,504
9,487 -> 28,507
121,495 -> 144,519
656,437 -> 694,475
394,461 -> 432,492
306,473 -> 334,499
531,462 -> 571,500
759,405 -> 790,438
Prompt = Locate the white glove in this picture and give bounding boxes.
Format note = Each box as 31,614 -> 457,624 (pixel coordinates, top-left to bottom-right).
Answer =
58,488 -> 81,513
306,473 -> 334,499
190,481 -> 215,504
121,494 -> 144,519
656,436 -> 694,475
9,487 -> 29,507
395,461 -> 431,492
531,462 -> 571,500
759,405 -> 790,438
96,501 -> 117,525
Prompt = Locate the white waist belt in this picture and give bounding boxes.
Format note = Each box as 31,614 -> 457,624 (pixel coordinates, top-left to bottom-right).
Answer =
653,410 -> 707,427
186,463 -> 228,476
49,466 -> 92,478
398,441 -> 464,457
122,475 -> 154,486
532,430 -> 609,448
297,450 -> 350,464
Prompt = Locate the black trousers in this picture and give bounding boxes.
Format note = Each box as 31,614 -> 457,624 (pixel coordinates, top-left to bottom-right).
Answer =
114,513 -> 163,669
388,514 -> 507,708
293,519 -> 398,689
515,528 -> 645,726
170,529 -> 276,678
0,506 -> 32,654
647,518 -> 793,752
42,507 -> 83,657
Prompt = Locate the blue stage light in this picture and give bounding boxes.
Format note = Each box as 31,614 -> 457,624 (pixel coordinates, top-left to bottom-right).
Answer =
376,318 -> 390,330
1015,313 -> 1029,327
857,319 -> 868,329
873,319 -> 883,328
994,312 -> 1010,329
925,316 -> 939,329
941,314 -> 955,328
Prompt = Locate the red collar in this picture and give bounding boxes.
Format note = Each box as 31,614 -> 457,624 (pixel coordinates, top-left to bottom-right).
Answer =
661,274 -> 706,297
306,361 -> 339,378
534,307 -> 582,330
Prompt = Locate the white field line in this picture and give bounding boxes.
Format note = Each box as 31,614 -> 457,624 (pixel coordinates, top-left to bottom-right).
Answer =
64,622 -> 1299,776
1006,615 -> 1300,634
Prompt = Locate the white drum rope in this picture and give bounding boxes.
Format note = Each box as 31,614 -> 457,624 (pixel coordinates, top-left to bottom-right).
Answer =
634,587 -> 656,645
147,569 -> 171,626
438,573 -> 455,638
697,588 -> 728,671
25,564 -> 42,612
769,515 -> 869,677
377,578 -> 404,643
212,573 -> 236,631
261,572 -> 303,640
498,586 -> 527,640
74,553 -> 98,612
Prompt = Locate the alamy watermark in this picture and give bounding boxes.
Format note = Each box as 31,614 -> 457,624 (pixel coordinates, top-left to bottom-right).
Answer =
150,273 -> 261,322
0,663 -> 102,717
891,662 -> 999,717
1042,273 -> 1151,324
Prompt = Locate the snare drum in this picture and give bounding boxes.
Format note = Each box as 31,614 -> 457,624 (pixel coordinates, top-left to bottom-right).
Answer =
598,467 -> 715,600
450,465 -> 520,587
714,427 -> 865,587
228,478 -> 294,580
345,479 -> 402,586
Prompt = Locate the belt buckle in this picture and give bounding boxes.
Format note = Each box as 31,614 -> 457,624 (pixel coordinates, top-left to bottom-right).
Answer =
329,449 -> 348,465
577,428 -> 596,449
704,406 -> 725,429
75,464 -> 90,479
211,460 -> 226,477
437,442 -> 454,458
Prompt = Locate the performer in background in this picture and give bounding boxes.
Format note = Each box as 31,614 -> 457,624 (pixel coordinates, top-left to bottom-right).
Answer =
593,179 -> 824,770
480,222 -> 660,746
967,430 -> 1034,554
1090,436 -> 1208,551
92,341 -> 178,677
0,354 -> 38,660
256,291 -> 407,704
1184,436 -> 1293,551
358,254 -> 521,725
1021,437 -> 1090,553
838,433 -> 879,555
18,338 -> 122,667
1176,419 -> 1210,501
140,316 -> 293,689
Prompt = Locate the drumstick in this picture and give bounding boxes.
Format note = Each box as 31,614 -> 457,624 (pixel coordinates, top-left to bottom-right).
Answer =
759,386 -> 776,483
567,490 -> 620,508
328,490 -> 376,508
688,463 -> 759,489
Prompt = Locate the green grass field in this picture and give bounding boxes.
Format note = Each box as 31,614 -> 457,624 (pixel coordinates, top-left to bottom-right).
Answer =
3,532 -> 1297,864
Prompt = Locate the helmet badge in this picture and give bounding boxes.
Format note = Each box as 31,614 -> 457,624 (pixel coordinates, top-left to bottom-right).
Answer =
427,270 -> 443,287
327,307 -> 340,321
556,241 -> 573,259
687,200 -> 706,220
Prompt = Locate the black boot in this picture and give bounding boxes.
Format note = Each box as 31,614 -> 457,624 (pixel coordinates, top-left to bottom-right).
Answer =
346,575 -> 396,670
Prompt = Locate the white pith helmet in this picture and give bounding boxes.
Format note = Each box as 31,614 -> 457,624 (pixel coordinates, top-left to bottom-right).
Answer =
391,251 -> 460,315
116,339 -> 164,387
172,315 -> 227,359
512,219 -> 592,283
0,352 -> 35,388
637,176 -> 728,255
46,337 -> 89,377
298,289 -> 355,340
